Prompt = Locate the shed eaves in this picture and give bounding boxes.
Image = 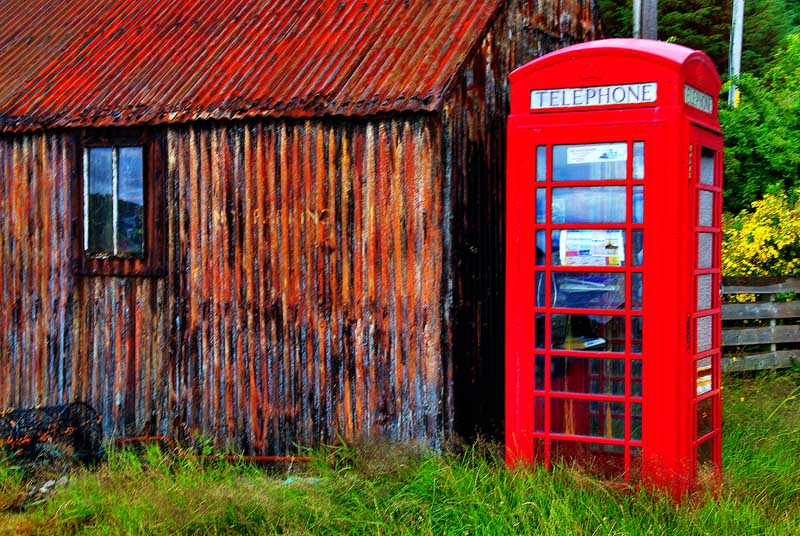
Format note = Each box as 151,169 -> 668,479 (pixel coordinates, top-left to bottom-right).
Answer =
0,0 -> 503,131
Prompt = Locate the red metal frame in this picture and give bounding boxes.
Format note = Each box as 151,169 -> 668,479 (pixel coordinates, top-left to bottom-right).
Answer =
506,39 -> 722,498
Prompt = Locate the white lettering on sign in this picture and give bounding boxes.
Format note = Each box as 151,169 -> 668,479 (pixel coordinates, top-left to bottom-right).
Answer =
530,82 -> 657,110
684,84 -> 713,113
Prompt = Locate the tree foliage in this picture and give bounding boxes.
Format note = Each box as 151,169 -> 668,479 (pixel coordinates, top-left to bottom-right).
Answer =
720,33 -> 800,212
598,0 -> 793,77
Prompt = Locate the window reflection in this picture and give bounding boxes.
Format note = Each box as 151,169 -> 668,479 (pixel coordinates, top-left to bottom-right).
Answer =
552,187 -> 627,224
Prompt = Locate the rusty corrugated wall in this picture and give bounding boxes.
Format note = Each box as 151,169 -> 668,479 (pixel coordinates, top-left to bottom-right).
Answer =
442,0 -> 602,439
0,116 -> 446,452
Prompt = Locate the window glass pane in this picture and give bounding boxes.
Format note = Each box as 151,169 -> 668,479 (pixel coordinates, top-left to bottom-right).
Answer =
700,148 -> 715,184
534,397 -> 545,432
631,403 -> 642,440
553,143 -> 627,181
536,188 -> 546,224
698,190 -> 714,227
633,142 -> 644,179
632,273 -> 643,310
552,272 -> 625,309
117,147 -> 144,256
631,316 -> 642,354
550,399 -> 625,439
697,274 -> 713,311
632,230 -> 644,266
696,356 -> 712,395
551,229 -> 625,267
535,313 -> 546,349
632,185 -> 644,223
536,231 -> 546,266
632,359 -> 642,397
552,186 -> 626,223
550,356 -> 625,396
87,148 -> 114,254
536,145 -> 547,181
550,439 -> 625,480
551,314 -> 625,352
536,272 -> 547,307
698,233 -> 713,268
696,315 -> 713,353
697,397 -> 713,437
697,437 -> 715,466
535,355 -> 545,391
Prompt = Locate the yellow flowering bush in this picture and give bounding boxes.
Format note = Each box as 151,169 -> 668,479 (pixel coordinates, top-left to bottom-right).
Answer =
722,190 -> 800,277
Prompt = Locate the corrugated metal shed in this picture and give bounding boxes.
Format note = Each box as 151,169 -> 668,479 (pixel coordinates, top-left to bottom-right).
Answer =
0,0 -> 603,451
0,0 -> 505,130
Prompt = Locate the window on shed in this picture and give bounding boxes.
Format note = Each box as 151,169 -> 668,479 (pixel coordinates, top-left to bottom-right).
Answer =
75,130 -> 164,277
85,146 -> 144,257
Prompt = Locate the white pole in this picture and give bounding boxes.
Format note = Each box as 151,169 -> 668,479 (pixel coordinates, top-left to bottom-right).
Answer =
729,0 -> 745,106
633,0 -> 642,38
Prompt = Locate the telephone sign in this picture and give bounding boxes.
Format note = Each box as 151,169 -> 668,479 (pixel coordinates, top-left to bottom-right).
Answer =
506,39 -> 723,498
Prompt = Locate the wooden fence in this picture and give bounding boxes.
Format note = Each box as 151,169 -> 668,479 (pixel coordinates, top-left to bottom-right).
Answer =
722,277 -> 800,372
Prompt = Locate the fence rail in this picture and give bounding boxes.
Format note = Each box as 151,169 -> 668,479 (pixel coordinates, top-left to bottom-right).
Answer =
721,277 -> 800,372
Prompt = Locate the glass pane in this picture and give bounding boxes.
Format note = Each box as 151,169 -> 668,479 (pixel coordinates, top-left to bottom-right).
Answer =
534,354 -> 545,391
697,439 -> 714,479
552,143 -> 627,181
631,273 -> 643,310
536,145 -> 547,181
534,397 -> 545,432
631,316 -> 642,354
551,186 -> 626,223
536,231 -> 546,265
700,148 -> 715,184
551,314 -> 625,352
87,148 -> 114,254
697,274 -> 713,311
698,190 -> 714,227
698,233 -> 713,268
550,399 -> 625,439
551,229 -> 625,267
631,360 -> 642,397
633,141 -> 644,179
536,272 -> 547,307
630,446 -> 643,483
632,230 -> 643,266
696,356 -> 712,395
117,147 -> 144,256
631,403 -> 642,440
632,185 -> 644,223
550,439 -> 625,480
535,313 -> 546,349
697,397 -> 713,437
536,188 -> 546,224
552,272 -> 625,309
550,356 -> 625,396
696,315 -> 713,352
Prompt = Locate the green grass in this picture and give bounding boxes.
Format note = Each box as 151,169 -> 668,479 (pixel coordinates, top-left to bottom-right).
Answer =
1,371 -> 798,535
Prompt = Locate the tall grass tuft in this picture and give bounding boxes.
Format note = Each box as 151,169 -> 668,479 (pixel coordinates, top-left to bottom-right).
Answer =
0,371 -> 797,535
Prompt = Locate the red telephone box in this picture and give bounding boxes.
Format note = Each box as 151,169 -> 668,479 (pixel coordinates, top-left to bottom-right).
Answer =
506,39 -> 722,496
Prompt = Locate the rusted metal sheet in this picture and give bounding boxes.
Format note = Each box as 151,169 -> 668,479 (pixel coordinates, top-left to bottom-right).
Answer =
167,117 -> 445,451
0,0 -> 503,131
0,116 -> 446,453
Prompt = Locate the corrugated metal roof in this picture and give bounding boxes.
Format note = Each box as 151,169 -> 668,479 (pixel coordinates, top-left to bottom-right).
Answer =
0,0 -> 504,131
